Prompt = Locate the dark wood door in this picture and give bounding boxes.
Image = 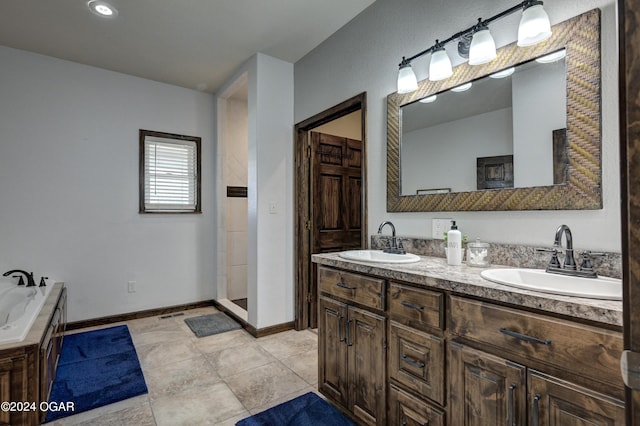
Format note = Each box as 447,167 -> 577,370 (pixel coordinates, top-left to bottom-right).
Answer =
309,132 -> 363,329
619,0 -> 640,422
448,341 -> 527,426
348,305 -> 386,426
528,370 -> 624,425
318,295 -> 349,407
311,131 -> 362,252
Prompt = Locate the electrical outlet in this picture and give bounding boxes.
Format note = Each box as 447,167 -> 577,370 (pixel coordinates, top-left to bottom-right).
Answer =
268,201 -> 278,214
432,218 -> 453,239
128,281 -> 136,293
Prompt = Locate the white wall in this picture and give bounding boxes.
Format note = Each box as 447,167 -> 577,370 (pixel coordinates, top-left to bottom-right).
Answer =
512,59 -> 567,187
216,53 -> 294,329
224,98 -> 248,301
402,108 -> 513,194
294,0 -> 620,252
0,46 -> 216,322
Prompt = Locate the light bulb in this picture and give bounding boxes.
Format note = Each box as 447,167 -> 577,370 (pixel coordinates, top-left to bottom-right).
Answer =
518,2 -> 552,47
451,82 -> 472,92
429,47 -> 453,81
419,95 -> 437,104
469,26 -> 496,66
397,63 -> 418,94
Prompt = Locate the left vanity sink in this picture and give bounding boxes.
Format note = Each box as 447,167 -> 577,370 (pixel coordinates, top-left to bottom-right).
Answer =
338,249 -> 421,264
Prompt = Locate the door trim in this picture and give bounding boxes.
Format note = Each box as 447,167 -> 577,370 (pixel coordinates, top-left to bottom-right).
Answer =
294,92 -> 368,330
620,0 -> 640,422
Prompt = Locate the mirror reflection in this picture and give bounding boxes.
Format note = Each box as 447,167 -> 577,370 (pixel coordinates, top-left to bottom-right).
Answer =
400,50 -> 567,196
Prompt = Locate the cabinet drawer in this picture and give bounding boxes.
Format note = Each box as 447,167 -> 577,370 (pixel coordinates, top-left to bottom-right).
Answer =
318,267 -> 384,310
449,296 -> 623,388
389,384 -> 445,426
389,283 -> 444,333
389,322 -> 444,405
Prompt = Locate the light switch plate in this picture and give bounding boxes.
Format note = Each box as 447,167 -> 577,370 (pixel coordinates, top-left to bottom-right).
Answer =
432,218 -> 453,239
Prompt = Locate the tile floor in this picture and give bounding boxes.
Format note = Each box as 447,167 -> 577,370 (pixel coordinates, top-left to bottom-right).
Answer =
43,306 -> 320,425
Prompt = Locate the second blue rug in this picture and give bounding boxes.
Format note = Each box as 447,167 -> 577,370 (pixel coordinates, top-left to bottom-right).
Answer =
45,325 -> 148,422
236,392 -> 354,426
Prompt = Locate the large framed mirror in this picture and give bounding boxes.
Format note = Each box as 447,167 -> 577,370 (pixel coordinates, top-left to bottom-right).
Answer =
387,9 -> 601,212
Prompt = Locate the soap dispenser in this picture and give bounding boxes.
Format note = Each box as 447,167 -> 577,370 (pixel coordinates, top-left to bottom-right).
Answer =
447,220 -> 462,266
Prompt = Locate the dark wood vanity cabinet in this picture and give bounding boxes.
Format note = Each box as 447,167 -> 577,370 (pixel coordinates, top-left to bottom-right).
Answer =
448,296 -> 624,425
0,284 -> 67,426
40,287 -> 67,422
318,267 -> 386,425
316,264 -> 624,426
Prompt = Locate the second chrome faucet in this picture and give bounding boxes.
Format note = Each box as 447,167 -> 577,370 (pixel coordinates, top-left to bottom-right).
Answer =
537,224 -> 606,278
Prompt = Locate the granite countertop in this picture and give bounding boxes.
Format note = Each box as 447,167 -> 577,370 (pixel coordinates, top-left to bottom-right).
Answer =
312,253 -> 623,327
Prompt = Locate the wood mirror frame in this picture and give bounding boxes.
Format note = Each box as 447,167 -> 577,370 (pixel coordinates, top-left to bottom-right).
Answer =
386,9 -> 601,212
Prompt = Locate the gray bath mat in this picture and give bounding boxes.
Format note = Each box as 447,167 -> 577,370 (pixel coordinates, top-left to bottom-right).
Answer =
184,313 -> 242,338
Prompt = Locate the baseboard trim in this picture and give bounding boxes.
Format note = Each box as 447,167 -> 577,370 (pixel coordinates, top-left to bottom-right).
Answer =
212,299 -> 294,338
67,300 -> 216,331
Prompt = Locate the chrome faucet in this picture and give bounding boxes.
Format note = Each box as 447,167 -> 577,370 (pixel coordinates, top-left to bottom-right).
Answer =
3,270 -> 36,287
377,221 -> 406,254
537,224 -> 606,278
553,224 -> 577,271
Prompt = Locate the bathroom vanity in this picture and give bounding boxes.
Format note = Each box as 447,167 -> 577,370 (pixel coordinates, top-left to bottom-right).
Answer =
313,254 -> 623,425
0,283 -> 66,426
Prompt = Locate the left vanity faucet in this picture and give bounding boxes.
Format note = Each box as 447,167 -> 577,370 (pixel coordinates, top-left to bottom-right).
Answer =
3,270 -> 36,287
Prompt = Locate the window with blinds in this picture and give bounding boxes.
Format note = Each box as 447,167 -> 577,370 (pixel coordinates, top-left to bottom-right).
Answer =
139,130 -> 201,213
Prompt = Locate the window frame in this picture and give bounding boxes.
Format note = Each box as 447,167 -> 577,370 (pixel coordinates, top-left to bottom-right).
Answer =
139,129 -> 202,214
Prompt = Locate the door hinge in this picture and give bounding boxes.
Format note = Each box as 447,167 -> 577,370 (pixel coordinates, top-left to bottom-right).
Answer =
307,145 -> 311,159
305,220 -> 313,231
306,293 -> 314,303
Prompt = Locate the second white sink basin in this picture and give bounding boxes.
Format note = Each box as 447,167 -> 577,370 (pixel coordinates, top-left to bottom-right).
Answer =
480,268 -> 622,300
338,250 -> 421,264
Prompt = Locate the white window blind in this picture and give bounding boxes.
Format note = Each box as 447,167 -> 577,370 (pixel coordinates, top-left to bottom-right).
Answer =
143,136 -> 198,212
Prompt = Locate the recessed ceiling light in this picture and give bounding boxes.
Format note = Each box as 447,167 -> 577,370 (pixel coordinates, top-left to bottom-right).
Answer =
451,82 -> 472,92
489,67 -> 515,79
88,0 -> 118,18
536,49 -> 566,64
419,95 -> 437,104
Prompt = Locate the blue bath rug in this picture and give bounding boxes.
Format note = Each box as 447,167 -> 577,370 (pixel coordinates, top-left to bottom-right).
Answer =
236,392 -> 355,426
45,325 -> 148,422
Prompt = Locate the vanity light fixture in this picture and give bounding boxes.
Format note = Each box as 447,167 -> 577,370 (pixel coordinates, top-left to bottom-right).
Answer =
468,21 -> 497,65
397,58 -> 419,94
535,49 -> 566,63
489,67 -> 516,78
428,42 -> 453,81
451,82 -> 473,92
88,0 -> 118,17
396,0 -> 552,93
517,1 -> 552,46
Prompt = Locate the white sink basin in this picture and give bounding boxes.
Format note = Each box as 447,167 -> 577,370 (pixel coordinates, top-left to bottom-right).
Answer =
338,250 -> 421,264
480,268 -> 622,300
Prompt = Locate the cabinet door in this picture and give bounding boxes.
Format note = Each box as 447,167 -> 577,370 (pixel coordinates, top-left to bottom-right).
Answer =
389,321 -> 444,405
389,384 -> 445,426
528,370 -> 624,426
449,341 -> 526,426
348,305 -> 386,426
318,296 -> 349,407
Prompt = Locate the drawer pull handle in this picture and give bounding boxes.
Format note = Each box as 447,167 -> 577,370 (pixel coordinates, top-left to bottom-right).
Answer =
400,300 -> 424,311
499,328 -> 552,345
508,384 -> 516,426
401,354 -> 425,369
336,282 -> 356,290
532,394 -> 540,426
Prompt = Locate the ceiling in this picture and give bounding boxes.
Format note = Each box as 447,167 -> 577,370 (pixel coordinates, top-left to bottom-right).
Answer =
0,0 -> 375,93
